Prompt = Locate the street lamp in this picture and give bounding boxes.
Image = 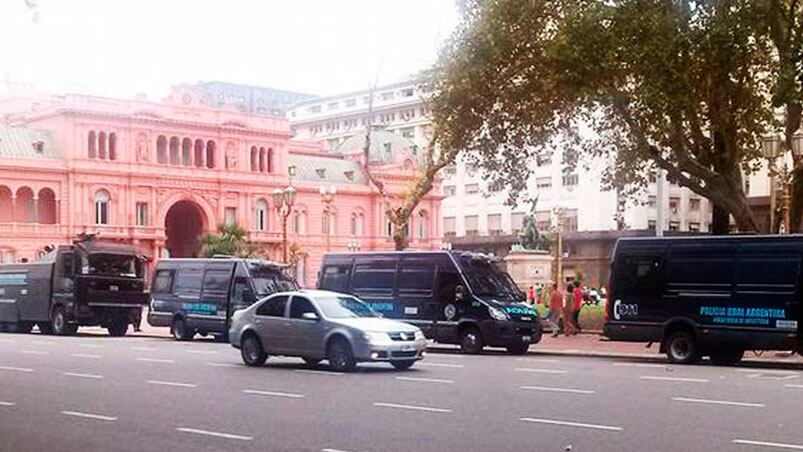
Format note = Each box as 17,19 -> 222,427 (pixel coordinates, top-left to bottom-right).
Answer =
764,132 -> 803,234
272,185 -> 296,263
551,206 -> 565,287
320,184 -> 337,251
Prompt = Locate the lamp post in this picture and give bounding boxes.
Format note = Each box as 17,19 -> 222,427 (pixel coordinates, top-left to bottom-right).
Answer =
271,185 -> 296,263
320,184 -> 337,252
552,206 -> 565,287
764,132 -> 803,234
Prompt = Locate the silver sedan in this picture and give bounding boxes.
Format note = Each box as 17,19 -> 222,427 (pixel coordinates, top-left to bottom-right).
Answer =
229,290 -> 427,372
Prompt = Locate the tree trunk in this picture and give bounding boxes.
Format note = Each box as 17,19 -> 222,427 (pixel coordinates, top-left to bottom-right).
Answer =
393,227 -> 408,251
790,168 -> 803,233
710,204 -> 730,235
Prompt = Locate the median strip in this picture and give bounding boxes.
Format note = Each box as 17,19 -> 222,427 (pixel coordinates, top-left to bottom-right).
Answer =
373,402 -> 452,413
671,397 -> 764,408
176,427 -> 253,441
519,417 -> 622,432
243,389 -> 305,399
733,439 -> 803,450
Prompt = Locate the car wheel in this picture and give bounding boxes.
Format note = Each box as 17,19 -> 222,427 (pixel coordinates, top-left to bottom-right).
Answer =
328,338 -> 357,372
302,358 -> 321,367
665,332 -> 700,364
51,306 -> 76,336
240,334 -> 267,367
172,318 -> 193,341
391,360 -> 415,370
709,348 -> 744,366
107,316 -> 128,337
459,327 -> 484,354
506,342 -> 530,355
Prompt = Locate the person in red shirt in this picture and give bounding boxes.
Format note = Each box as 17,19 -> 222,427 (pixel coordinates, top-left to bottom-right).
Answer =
572,284 -> 584,334
546,282 -> 562,337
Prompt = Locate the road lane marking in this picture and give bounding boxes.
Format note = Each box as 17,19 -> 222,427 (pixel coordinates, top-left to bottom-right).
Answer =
148,380 -> 197,388
0,366 -> 33,373
243,389 -> 305,399
186,350 -> 219,355
519,417 -> 622,432
294,369 -> 345,376
520,385 -> 594,394
70,353 -> 102,359
733,439 -> 803,450
78,344 -> 102,349
395,376 -> 454,384
20,350 -> 48,355
373,402 -> 452,413
640,376 -> 709,383
671,397 -> 764,408
514,368 -> 568,374
515,358 -> 562,363
205,362 -> 241,368
613,362 -> 666,368
61,410 -> 117,421
426,354 -> 465,359
736,368 -> 797,374
136,357 -> 175,364
418,362 -> 464,369
746,373 -> 798,380
176,427 -> 252,441
31,340 -> 54,345
62,372 -> 104,380
0,401 -> 16,407
131,346 -> 157,352
321,449 -> 358,452
785,384 -> 803,389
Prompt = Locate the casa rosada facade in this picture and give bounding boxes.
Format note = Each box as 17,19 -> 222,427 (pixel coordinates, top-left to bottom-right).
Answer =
0,88 -> 442,286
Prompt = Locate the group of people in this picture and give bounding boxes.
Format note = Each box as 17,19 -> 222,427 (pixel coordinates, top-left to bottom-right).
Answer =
544,282 -> 583,337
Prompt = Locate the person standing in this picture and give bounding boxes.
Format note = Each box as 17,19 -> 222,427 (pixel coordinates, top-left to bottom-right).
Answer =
563,283 -> 576,336
572,283 -> 583,334
546,282 -> 562,337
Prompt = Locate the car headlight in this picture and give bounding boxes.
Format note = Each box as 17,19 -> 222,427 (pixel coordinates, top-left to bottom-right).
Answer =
414,330 -> 426,341
363,331 -> 390,344
489,306 -> 509,321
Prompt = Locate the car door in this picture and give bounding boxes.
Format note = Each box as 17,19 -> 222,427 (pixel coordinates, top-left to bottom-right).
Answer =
285,295 -> 327,357
253,295 -> 289,354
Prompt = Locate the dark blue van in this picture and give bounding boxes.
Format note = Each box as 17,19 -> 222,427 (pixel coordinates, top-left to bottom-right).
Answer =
317,251 -> 542,354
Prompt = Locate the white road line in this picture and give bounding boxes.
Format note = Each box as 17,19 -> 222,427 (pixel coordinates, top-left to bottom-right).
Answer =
176,427 -> 253,441
20,350 -> 48,355
395,376 -> 455,384
31,340 -> 54,345
418,362 -> 464,369
62,372 -> 104,380
148,380 -> 197,388
186,350 -> 219,355
785,384 -> 803,389
61,410 -> 117,421
205,362 -> 241,368
373,402 -> 452,413
514,368 -> 568,374
733,439 -> 803,450
671,397 -> 765,408
321,449 -> 357,452
519,417 -> 622,432
426,354 -> 465,359
0,401 -> 16,407
78,344 -> 102,349
70,353 -> 102,359
243,389 -> 305,399
131,346 -> 157,351
136,357 -> 175,364
515,358 -> 562,363
294,369 -> 345,376
0,366 -> 33,373
736,368 -> 798,375
640,376 -> 709,383
520,385 -> 595,394
613,362 -> 666,368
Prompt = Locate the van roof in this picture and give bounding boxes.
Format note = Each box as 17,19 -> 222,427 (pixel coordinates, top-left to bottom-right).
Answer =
618,234 -> 803,244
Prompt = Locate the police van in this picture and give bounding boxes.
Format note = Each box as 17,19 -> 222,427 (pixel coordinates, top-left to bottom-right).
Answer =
317,251 -> 542,354
148,257 -> 297,340
604,235 -> 802,364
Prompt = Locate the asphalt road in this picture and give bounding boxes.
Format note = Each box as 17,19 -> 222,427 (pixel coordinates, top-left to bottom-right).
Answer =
0,331 -> 801,452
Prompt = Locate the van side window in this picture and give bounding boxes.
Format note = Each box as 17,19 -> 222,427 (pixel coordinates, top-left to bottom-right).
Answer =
618,255 -> 662,291
352,263 -> 396,290
174,268 -> 203,295
202,270 -> 230,292
58,252 -> 74,278
437,270 -> 461,303
256,295 -> 288,317
398,264 -> 436,293
153,270 -> 174,293
321,266 -> 350,292
737,257 -> 800,286
668,256 -> 732,286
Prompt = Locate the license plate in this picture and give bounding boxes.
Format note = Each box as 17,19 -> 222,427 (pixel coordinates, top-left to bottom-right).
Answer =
402,344 -> 416,351
109,285 -> 119,291
522,336 -> 532,342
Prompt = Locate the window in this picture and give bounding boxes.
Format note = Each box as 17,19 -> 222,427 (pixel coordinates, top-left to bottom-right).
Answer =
562,173 -> 579,187
443,186 -> 456,197
562,209 -> 578,232
293,210 -> 306,234
88,131 -> 97,159
536,155 -> 552,167
737,257 -> 800,286
352,263 -> 396,290
649,171 -> 657,183
327,102 -> 338,111
443,216 -> 456,237
401,88 -> 414,97
689,198 -> 701,211
381,92 -> 394,101
288,165 -> 297,177
316,168 -> 326,179
94,190 -> 110,225
206,140 -> 215,169
488,214 -> 502,235
488,181 -> 503,193
136,202 -> 148,226
668,221 -> 680,231
617,254 -> 663,294
669,197 -> 680,213
98,131 -> 107,159
224,207 -> 236,227
536,177 -> 552,189
169,136 -> 180,165
444,165 -> 457,177
465,215 -> 479,236
345,98 -> 357,107
256,295 -> 289,317
295,256 -> 307,287
309,105 -> 321,113
202,270 -> 230,292
290,296 -> 318,319
255,199 -> 268,232
465,163 -> 477,177
398,263 -> 436,293
156,135 -> 167,164
536,210 -> 551,231
400,127 -> 414,138
668,247 -> 733,286
511,212 -> 525,234
465,184 -> 480,195
416,211 -> 427,239
648,220 -> 657,230
321,266 -> 350,292
108,133 -> 117,160
153,270 -> 174,293
648,196 -> 656,207
688,222 -> 700,232
174,268 -> 203,296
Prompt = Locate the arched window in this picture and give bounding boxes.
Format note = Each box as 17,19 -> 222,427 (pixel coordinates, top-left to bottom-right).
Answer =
169,137 -> 180,165
156,135 -> 167,164
357,213 -> 364,236
15,187 -> 34,223
94,190 -> 110,225
0,186 -> 12,222
385,216 -> 393,238
259,147 -> 266,173
250,146 -> 258,172
194,139 -> 204,168
267,148 -> 274,173
181,138 -> 192,166
98,131 -> 107,159
417,210 -> 428,240
108,133 -> 117,160
295,255 -> 307,287
255,199 -> 268,232
38,188 -> 57,224
292,210 -> 306,234
350,212 -> 364,237
88,131 -> 97,159
206,140 -> 216,168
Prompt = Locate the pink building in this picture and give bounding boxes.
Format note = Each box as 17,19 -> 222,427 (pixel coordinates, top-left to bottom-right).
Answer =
0,89 -> 441,286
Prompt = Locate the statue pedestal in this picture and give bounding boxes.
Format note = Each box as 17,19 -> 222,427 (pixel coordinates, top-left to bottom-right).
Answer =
504,249 -> 554,291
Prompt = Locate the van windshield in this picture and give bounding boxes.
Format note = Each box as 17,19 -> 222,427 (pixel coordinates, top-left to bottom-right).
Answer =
252,270 -> 298,296
459,259 -> 521,300
86,254 -> 143,278
316,296 -> 378,319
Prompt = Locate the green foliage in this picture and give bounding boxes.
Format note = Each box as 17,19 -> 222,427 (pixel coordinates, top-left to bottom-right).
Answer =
200,223 -> 259,258
431,0 -> 803,232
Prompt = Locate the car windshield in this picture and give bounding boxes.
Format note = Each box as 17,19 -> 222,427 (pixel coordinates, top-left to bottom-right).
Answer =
252,271 -> 298,296
86,254 -> 143,278
315,295 -> 379,319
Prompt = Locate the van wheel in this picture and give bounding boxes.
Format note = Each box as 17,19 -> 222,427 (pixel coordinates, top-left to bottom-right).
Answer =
240,334 -> 267,367
459,327 -> 484,354
328,338 -> 357,372
51,306 -> 76,336
709,348 -> 744,366
665,332 -> 700,364
506,342 -> 530,355
172,318 -> 193,341
107,317 -> 128,337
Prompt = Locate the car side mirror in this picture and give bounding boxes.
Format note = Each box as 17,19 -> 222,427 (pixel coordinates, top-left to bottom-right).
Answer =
455,285 -> 466,302
301,312 -> 319,321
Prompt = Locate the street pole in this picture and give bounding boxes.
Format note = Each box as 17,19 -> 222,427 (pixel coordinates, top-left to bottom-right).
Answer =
281,211 -> 288,263
656,168 -> 665,237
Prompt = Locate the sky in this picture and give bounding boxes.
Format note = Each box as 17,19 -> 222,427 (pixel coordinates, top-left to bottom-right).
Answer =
0,0 -> 458,99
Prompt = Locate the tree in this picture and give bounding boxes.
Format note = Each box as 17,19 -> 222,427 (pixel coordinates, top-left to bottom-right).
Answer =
200,223 -> 259,258
430,0 -> 803,233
